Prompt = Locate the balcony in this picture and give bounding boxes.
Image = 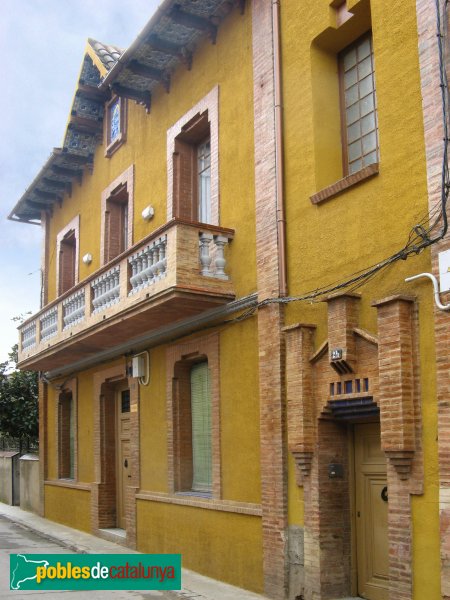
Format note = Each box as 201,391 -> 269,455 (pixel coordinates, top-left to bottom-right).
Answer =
18,219 -> 235,371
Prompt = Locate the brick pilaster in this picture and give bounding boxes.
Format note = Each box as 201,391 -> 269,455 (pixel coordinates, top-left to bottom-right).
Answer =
252,1 -> 289,597
284,324 -> 316,481
374,296 -> 416,479
326,293 -> 360,373
416,0 -> 450,594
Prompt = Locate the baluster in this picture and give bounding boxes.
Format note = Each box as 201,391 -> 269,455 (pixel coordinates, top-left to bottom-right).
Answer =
213,235 -> 229,279
159,235 -> 167,279
129,255 -> 139,293
199,233 -> 213,276
150,242 -> 159,281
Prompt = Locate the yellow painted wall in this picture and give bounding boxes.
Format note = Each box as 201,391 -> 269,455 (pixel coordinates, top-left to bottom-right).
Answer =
45,6 -> 256,304
43,10 -> 260,585
44,485 -> 91,532
137,500 -> 263,592
281,0 -> 439,595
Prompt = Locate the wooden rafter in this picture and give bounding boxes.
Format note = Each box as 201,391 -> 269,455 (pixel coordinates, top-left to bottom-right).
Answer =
34,189 -> 62,202
111,83 -> 151,111
127,60 -> 171,92
69,114 -> 103,133
169,6 -> 218,44
76,83 -> 108,103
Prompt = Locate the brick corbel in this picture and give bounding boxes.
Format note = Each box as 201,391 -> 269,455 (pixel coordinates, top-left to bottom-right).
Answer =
373,295 -> 416,479
284,323 -> 316,482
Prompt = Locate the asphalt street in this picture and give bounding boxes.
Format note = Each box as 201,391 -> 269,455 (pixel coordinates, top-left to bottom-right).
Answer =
0,515 -> 198,600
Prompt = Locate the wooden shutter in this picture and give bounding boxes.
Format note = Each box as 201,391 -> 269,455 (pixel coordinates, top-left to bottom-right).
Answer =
190,362 -> 212,492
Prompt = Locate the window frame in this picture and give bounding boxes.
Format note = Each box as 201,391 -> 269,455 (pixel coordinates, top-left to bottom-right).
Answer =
56,215 -> 80,297
338,32 -> 379,176
166,333 -> 221,499
105,95 -> 127,157
100,165 -> 134,265
167,87 -> 219,226
57,379 -> 77,481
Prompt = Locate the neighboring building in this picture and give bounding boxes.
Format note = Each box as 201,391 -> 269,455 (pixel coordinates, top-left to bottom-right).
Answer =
8,1 -> 449,599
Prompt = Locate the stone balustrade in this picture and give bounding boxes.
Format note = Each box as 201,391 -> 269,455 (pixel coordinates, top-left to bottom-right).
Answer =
21,322 -> 37,351
129,235 -> 167,295
199,232 -> 232,279
91,266 -> 120,314
62,289 -> 86,329
40,307 -> 58,341
17,219 -> 235,367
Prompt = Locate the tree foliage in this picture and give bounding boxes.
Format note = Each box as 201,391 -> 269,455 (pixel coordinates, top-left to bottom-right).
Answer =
0,344 -> 38,442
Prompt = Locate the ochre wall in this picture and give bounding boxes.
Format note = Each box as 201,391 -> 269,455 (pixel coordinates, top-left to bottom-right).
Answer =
136,500 -> 263,592
45,6 -> 256,304
44,485 -> 91,532
281,0 -> 439,596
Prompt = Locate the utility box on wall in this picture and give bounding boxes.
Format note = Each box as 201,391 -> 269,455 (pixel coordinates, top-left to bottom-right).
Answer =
0,451 -> 20,505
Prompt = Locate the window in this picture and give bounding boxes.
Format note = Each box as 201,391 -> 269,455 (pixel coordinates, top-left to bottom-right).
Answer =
167,87 -> 219,225
167,334 -> 221,498
190,362 -> 212,492
56,216 -> 79,296
173,112 -> 211,223
101,165 -> 134,265
339,34 -> 378,175
197,139 -> 211,224
58,391 -> 76,479
105,95 -> 127,157
104,184 -> 129,262
58,231 -> 76,295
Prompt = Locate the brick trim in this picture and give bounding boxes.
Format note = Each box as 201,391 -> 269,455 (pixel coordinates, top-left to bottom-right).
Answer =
56,377 -> 78,481
252,2 -> 289,598
136,491 -> 262,516
100,164 -> 134,265
91,362 -> 140,548
167,87 -> 219,225
310,163 -> 379,205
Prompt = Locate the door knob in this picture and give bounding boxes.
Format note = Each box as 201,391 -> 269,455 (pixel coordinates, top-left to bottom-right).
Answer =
124,459 -> 128,468
381,486 -> 388,502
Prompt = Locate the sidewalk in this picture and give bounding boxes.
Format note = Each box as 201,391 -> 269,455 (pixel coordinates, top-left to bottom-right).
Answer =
0,503 -> 269,600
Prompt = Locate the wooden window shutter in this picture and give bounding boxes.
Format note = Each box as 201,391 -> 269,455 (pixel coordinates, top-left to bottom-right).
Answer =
190,362 -> 212,492
174,138 -> 196,221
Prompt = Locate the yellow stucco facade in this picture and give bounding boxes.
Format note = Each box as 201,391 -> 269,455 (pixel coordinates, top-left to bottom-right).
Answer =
10,1 -> 448,598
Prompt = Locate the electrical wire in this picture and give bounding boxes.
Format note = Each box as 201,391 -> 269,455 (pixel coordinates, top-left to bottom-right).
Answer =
219,0 -> 450,327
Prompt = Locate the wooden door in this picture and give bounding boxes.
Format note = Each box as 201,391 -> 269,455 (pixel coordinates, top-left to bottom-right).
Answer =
116,388 -> 131,529
355,423 -> 389,600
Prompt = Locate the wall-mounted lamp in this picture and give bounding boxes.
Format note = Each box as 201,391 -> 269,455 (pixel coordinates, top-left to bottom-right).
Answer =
82,253 -> 93,265
142,206 -> 155,221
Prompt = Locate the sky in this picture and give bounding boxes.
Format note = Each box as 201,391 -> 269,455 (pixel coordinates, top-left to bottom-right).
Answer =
0,0 -> 161,364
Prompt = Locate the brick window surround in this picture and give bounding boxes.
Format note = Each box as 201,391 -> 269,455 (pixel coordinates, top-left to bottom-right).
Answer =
56,215 -> 80,296
105,95 -> 127,157
100,165 -> 134,265
167,86 -> 219,226
57,378 -> 77,481
166,333 -> 221,499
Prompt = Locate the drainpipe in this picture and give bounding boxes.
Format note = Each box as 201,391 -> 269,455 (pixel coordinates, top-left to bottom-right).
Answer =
272,0 -> 288,297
